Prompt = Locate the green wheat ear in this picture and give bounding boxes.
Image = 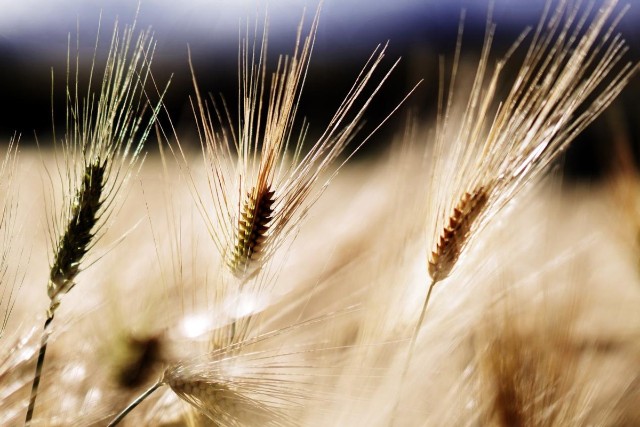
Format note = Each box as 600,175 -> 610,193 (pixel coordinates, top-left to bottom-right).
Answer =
47,160 -> 105,311
25,13 -> 169,424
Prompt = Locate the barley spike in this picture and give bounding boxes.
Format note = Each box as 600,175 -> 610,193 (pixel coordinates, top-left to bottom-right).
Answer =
429,185 -> 489,282
47,160 -> 106,309
25,160 -> 106,426
227,186 -> 275,278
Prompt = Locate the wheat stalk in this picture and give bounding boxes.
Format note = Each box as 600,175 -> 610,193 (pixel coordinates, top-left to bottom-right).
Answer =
151,4 -> 418,364
0,326 -> 40,425
24,15 -> 168,424
180,4 -> 410,288
394,0 -> 639,420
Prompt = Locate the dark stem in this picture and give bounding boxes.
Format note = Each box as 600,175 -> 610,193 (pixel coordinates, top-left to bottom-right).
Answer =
24,312 -> 55,426
108,380 -> 164,426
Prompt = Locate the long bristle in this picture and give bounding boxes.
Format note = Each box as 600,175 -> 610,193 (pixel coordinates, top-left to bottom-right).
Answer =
0,137 -> 20,340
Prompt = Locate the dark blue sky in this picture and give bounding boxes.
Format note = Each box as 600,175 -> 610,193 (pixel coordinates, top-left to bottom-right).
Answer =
3,0 -> 638,60
0,0 -> 638,172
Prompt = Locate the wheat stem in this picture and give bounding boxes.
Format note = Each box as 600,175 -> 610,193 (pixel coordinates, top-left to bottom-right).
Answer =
391,277 -> 437,425
24,311 -> 54,425
25,160 -> 106,425
406,278 -> 438,375
108,379 -> 164,426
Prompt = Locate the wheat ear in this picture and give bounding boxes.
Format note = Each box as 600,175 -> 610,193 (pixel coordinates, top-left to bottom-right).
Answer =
423,0 -> 637,342
425,0 -> 637,285
160,4 -> 414,355
393,0 -> 638,421
182,4 -> 412,285
428,185 -> 490,282
400,186 -> 489,377
24,15 -> 167,424
25,160 -> 106,424
109,306 -> 359,425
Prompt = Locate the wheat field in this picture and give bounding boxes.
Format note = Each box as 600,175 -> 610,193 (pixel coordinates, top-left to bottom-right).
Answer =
1,1 -> 639,426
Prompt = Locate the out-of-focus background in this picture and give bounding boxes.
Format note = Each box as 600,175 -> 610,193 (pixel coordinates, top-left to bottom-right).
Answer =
0,0 -> 638,178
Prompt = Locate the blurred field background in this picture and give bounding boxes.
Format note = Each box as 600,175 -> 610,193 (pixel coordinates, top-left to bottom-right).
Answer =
1,1 -> 640,425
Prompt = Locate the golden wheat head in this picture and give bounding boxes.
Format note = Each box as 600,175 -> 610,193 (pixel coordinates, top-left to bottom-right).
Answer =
395,1 -> 638,421
182,5 -> 405,283
427,0 -> 637,285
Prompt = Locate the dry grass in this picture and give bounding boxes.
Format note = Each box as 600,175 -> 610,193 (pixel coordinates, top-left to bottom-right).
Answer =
0,0 -> 639,426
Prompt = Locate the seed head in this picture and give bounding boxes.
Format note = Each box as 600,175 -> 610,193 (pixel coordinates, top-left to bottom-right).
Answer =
429,185 -> 489,282
183,5 -> 405,283
227,186 -> 276,279
426,0 -> 638,282
48,160 -> 105,306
